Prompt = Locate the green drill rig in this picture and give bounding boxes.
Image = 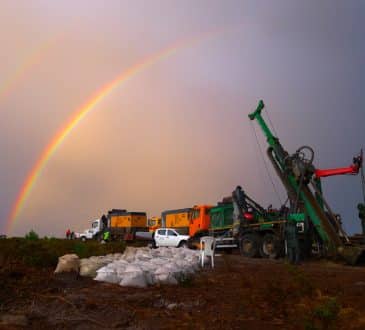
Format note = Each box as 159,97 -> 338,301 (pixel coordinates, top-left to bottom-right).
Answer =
249,100 -> 365,264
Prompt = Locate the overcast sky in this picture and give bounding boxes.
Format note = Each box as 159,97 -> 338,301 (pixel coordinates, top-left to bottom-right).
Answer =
1,0 -> 365,237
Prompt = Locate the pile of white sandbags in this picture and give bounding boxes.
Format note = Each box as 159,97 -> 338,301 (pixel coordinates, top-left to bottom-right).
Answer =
79,253 -> 122,277
93,247 -> 201,288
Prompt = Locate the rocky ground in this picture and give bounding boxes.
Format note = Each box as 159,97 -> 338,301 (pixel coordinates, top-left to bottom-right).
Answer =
2,252 -> 365,329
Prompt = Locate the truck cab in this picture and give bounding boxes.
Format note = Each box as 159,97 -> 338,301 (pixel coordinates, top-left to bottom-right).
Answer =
78,218 -> 104,241
189,205 -> 213,237
148,216 -> 162,232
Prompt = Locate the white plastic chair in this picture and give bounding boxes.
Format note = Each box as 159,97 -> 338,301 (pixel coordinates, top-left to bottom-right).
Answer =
200,236 -> 216,268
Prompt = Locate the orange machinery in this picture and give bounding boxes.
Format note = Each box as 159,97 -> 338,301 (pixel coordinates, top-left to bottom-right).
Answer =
148,216 -> 161,232
189,205 -> 213,237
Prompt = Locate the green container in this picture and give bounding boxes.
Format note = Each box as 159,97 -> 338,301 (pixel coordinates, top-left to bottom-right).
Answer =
210,203 -> 234,230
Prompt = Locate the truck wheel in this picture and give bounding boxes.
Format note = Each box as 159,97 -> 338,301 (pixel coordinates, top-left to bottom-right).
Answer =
240,234 -> 260,258
81,236 -> 86,242
260,233 -> 281,259
179,241 -> 188,248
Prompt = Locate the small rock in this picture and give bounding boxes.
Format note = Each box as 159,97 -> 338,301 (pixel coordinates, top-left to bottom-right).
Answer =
0,314 -> 28,326
167,303 -> 177,310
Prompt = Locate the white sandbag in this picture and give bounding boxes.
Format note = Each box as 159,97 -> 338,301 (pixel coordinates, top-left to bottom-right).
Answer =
112,253 -> 123,259
94,267 -> 120,284
112,260 -> 129,267
174,259 -> 188,268
88,256 -> 100,262
122,247 -> 138,262
150,249 -> 163,258
124,264 -> 142,273
116,267 -> 128,277
139,262 -> 157,273
154,265 -> 182,281
159,249 -> 173,257
155,272 -> 178,285
143,271 -> 155,285
120,271 -> 147,288
135,253 -> 152,261
54,254 -> 80,273
149,258 -> 166,266
79,260 -> 100,277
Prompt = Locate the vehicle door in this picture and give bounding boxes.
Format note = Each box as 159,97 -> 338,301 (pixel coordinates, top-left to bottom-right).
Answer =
86,229 -> 94,239
166,229 -> 179,247
91,220 -> 100,237
155,229 -> 167,246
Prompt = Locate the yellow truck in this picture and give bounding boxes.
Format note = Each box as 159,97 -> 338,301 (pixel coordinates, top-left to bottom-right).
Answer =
108,210 -> 148,240
161,208 -> 192,235
77,209 -> 148,241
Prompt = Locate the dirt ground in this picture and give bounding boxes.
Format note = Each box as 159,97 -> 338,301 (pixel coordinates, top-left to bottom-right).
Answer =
2,252 -> 365,330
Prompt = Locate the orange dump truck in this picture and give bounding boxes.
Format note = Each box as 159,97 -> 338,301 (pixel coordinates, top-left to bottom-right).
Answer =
161,208 -> 192,235
189,205 -> 213,237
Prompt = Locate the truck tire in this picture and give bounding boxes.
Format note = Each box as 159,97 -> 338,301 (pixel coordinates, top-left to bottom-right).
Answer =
260,233 -> 281,259
81,236 -> 87,242
239,233 -> 260,258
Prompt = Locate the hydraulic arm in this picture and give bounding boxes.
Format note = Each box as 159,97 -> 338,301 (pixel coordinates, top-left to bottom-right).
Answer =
315,151 -> 363,178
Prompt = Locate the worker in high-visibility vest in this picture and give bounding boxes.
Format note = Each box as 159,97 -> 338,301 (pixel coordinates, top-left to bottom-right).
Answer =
103,230 -> 110,242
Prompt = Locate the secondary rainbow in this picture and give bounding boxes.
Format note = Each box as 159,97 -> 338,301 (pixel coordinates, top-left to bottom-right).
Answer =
0,33 -> 63,102
7,27 -> 235,233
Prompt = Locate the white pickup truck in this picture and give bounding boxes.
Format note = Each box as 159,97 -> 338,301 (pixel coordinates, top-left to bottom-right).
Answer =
154,228 -> 190,248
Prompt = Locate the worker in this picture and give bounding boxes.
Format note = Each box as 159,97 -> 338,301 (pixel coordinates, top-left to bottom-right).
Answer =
357,203 -> 365,236
103,230 -> 110,242
101,214 -> 108,228
66,228 -> 71,240
285,219 -> 300,265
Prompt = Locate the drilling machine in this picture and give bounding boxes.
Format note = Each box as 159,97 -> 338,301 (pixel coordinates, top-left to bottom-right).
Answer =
248,100 -> 365,264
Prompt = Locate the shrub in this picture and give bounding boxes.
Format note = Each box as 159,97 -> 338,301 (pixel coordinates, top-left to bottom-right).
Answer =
313,297 -> 340,326
305,297 -> 341,330
25,230 -> 39,240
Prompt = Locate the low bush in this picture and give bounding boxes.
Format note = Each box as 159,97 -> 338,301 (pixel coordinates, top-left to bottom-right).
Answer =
304,296 -> 341,330
0,238 -> 126,268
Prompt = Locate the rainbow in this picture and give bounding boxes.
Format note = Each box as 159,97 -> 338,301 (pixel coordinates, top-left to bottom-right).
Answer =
7,26 -> 235,234
0,33 -> 63,102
